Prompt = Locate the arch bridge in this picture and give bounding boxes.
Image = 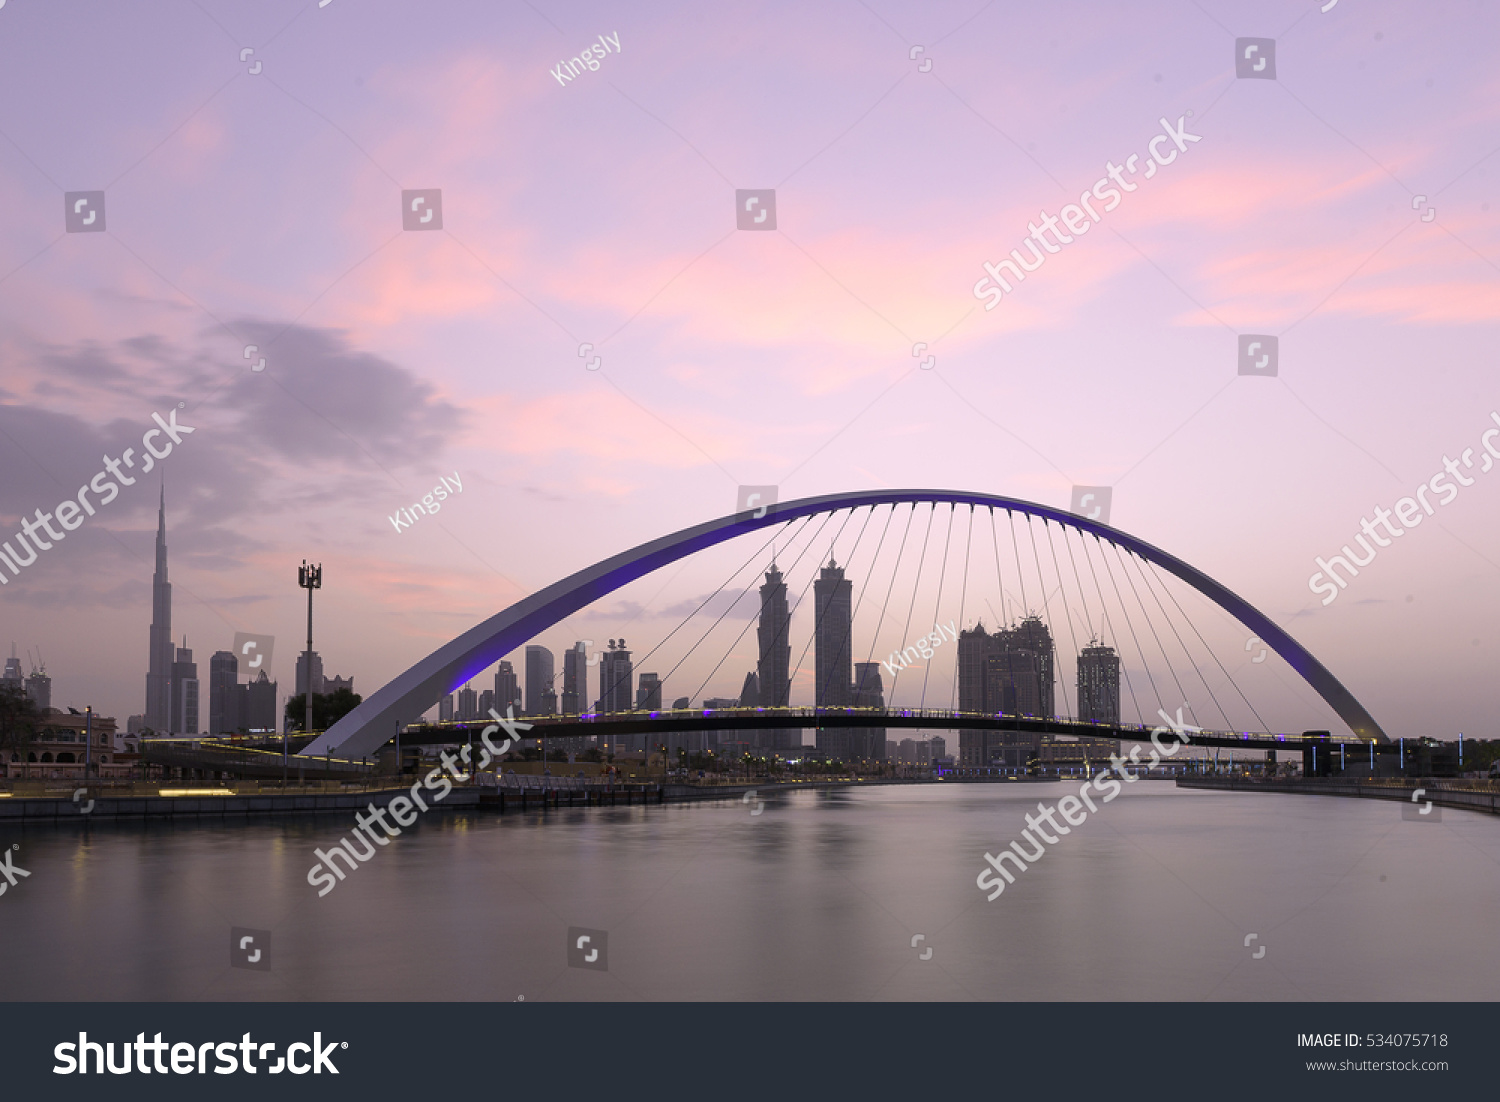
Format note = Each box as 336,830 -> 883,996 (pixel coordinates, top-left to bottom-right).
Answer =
300,489 -> 1387,763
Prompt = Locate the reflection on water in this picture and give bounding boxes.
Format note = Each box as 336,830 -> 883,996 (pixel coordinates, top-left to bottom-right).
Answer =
2,782 -> 1495,1001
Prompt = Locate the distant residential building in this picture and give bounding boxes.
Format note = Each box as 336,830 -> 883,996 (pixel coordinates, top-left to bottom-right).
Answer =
171,642 -> 198,735
5,708 -> 124,779
457,683 -> 479,721
24,668 -> 51,712
958,617 -> 1055,716
209,650 -> 240,736
562,642 -> 587,715
987,649 -> 1043,717
672,696 -> 690,710
525,645 -> 555,716
1077,641 -> 1121,726
1039,735 -> 1119,766
2,647 -> 21,685
897,738 -> 930,765
324,674 -> 354,695
242,671 -> 279,733
845,661 -> 886,761
494,661 -> 521,715
886,739 -> 899,758
892,737 -> 946,766
478,689 -> 495,717
597,640 -> 633,714
677,695 -> 741,755
127,714 -> 146,736
636,672 -> 662,711
439,694 -> 454,723
296,651 -> 325,698
958,617 -> 1055,768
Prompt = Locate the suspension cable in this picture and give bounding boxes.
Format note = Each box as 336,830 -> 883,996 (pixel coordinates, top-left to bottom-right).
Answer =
888,502 -> 938,702
1092,533 -> 1163,720
1023,513 -> 1071,719
862,503 -> 919,675
684,509 -> 838,705
950,505 -> 974,710
610,512 -> 813,708
1107,540 -> 1185,724
1142,559 -> 1272,734
1041,519 -> 1082,720
1124,550 -> 1234,732
919,503 -> 958,708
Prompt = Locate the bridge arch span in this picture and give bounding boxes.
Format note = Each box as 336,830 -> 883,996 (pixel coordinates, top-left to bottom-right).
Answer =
301,489 -> 1387,760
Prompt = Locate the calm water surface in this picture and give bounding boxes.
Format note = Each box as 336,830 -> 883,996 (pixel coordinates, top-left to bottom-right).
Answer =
2,782 -> 1496,1001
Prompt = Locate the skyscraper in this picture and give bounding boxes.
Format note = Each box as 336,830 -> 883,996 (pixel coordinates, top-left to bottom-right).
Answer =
457,683 -> 478,721
439,694 -> 454,722
562,642 -> 586,715
1077,641 -> 1121,725
524,645 -> 555,716
3,646 -> 21,686
957,617 -> 1054,769
635,672 -> 662,710
738,671 -> 759,708
24,664 -> 51,711
756,563 -> 790,709
847,661 -> 886,761
1007,616 -> 1056,718
813,558 -> 852,707
494,661 -> 521,715
144,487 -> 173,732
209,650 -> 241,735
296,651 -> 325,698
986,649 -> 1042,715
598,640 -> 633,714
956,617 -> 1055,717
243,670 -> 278,732
171,640 -> 199,735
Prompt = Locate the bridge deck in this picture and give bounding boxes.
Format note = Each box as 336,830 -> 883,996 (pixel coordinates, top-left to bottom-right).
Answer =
397,707 -> 1392,754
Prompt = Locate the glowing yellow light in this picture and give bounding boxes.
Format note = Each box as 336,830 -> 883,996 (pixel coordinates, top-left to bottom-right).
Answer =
157,788 -> 233,797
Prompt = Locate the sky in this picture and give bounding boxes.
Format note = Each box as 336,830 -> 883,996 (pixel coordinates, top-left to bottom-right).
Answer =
1,0 -> 1498,743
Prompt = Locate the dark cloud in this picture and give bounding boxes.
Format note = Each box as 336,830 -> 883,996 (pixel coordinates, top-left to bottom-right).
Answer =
0,321 -> 467,606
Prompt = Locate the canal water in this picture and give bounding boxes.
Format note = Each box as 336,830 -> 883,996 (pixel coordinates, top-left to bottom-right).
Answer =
1,782 -> 1495,1001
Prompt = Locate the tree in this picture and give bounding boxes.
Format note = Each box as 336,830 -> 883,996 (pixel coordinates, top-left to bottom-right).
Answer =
0,682 -> 41,765
285,687 -> 363,732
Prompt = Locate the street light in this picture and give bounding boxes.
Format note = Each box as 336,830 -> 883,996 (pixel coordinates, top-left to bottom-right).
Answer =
297,560 -> 323,785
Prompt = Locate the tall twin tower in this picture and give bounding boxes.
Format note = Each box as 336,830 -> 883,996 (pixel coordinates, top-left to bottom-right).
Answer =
737,558 -> 886,761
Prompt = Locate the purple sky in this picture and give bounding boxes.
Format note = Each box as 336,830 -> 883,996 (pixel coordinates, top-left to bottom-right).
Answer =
1,0 -> 1498,741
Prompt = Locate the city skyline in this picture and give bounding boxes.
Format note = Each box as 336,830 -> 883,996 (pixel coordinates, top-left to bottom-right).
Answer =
2,2 -> 1497,744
